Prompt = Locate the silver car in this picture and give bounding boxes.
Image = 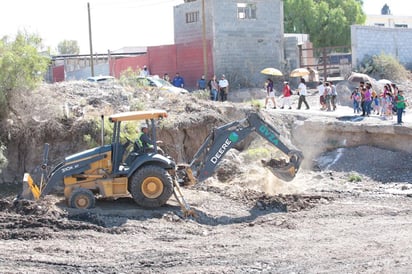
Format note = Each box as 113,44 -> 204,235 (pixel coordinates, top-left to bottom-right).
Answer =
135,76 -> 189,94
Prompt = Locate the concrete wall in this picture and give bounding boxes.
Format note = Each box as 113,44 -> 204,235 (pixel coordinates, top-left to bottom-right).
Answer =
66,63 -> 109,81
351,25 -> 412,68
174,0 -> 284,88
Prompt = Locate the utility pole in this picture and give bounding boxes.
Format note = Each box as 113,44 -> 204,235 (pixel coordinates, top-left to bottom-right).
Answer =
201,0 -> 207,78
88,2 -> 95,77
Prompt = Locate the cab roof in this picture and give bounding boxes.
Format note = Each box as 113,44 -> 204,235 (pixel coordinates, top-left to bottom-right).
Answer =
109,110 -> 167,122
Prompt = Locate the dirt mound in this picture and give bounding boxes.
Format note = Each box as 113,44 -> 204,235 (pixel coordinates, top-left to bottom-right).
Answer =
0,197 -> 126,240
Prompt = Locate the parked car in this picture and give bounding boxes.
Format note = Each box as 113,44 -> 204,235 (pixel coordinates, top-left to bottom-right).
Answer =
135,76 -> 189,94
87,75 -> 115,83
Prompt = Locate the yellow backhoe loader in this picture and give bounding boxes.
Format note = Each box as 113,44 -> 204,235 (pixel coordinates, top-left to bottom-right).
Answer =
19,110 -> 303,216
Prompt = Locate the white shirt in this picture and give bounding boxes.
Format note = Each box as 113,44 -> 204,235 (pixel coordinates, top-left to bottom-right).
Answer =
219,79 -> 229,88
140,68 -> 149,77
317,84 -> 325,97
298,83 -> 307,96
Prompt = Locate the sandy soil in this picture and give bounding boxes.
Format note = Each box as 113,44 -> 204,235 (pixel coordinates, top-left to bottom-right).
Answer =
1,144 -> 412,273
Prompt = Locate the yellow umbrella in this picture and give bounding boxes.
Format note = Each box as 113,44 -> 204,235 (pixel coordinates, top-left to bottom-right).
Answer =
260,67 -> 283,76
290,68 -> 310,77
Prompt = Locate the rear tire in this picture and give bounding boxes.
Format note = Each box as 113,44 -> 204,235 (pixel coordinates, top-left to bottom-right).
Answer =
69,188 -> 96,209
129,165 -> 173,208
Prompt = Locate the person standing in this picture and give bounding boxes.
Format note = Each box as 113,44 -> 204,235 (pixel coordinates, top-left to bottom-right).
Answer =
396,90 -> 407,124
317,81 -> 326,110
208,75 -> 219,101
280,81 -> 292,109
140,65 -> 149,77
350,88 -> 361,114
264,78 -> 277,109
218,74 -> 229,102
324,82 -> 332,111
163,73 -> 170,82
172,73 -> 185,88
364,83 -> 373,116
197,75 -> 207,90
297,78 -> 310,110
330,81 -> 337,111
391,83 -> 399,113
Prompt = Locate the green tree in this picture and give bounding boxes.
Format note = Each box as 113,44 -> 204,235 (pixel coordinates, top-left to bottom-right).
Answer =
0,30 -> 50,118
284,0 -> 366,48
57,40 -> 80,55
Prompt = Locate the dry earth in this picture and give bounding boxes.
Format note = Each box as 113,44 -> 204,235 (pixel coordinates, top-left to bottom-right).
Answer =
0,80 -> 411,273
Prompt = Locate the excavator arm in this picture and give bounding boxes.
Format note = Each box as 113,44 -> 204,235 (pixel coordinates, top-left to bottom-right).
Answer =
183,111 -> 303,184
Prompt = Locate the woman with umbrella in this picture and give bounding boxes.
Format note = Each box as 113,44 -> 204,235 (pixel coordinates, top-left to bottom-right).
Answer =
264,78 -> 277,109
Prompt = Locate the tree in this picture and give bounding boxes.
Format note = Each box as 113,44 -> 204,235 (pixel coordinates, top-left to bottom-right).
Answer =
284,0 -> 366,48
0,31 -> 50,118
57,40 -> 80,55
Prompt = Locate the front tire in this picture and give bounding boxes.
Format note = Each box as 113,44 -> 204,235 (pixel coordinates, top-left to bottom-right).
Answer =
129,165 -> 173,208
69,188 -> 96,209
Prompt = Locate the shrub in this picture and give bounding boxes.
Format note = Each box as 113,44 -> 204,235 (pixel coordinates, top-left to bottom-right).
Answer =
192,89 -> 210,100
250,99 -> 263,109
348,173 -> 362,182
0,31 -> 50,119
358,53 -> 408,81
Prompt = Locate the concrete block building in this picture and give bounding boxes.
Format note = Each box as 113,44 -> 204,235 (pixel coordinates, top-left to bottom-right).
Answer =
174,0 -> 284,87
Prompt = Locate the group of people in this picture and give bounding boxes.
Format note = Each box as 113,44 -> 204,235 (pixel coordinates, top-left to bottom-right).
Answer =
263,77 -> 310,110
350,81 -> 407,124
197,74 -> 229,102
156,70 -> 231,102
139,65 -> 187,89
162,72 -> 186,88
317,81 -> 338,111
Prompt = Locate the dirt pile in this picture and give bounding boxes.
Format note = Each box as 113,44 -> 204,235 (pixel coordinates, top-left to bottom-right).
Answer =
0,195 -> 128,241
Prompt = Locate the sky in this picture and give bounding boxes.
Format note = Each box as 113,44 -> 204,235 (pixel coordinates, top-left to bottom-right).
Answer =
0,0 -> 184,54
0,0 -> 410,54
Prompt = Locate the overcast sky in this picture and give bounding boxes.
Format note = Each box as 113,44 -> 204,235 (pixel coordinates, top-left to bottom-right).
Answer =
0,0 -> 410,54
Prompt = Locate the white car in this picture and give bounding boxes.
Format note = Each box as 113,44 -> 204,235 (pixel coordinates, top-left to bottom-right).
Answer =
87,75 -> 115,83
135,76 -> 189,94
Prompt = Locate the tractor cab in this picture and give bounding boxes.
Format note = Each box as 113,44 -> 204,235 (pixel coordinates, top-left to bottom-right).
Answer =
108,110 -> 168,174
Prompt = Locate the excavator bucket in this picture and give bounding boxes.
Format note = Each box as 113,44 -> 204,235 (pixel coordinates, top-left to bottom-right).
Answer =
261,150 -> 303,182
19,143 -> 49,200
19,173 -> 41,200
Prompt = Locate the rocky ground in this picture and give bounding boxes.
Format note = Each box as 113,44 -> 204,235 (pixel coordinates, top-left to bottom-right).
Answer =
0,80 -> 411,273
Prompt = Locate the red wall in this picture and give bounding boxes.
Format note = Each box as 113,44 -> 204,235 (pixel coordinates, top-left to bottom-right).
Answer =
53,65 -> 65,82
110,55 -> 149,78
110,41 -> 214,90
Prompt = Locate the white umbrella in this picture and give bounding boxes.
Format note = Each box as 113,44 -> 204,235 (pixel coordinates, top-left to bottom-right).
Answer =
347,72 -> 373,83
378,79 -> 392,85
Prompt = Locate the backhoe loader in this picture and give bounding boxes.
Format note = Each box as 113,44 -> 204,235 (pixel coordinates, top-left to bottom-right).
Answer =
20,110 -> 303,215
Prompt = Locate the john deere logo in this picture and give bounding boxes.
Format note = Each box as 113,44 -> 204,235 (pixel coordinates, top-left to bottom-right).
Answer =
210,132 -> 238,164
229,132 -> 239,142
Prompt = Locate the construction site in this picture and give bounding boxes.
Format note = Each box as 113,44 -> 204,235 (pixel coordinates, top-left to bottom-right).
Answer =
0,80 -> 411,273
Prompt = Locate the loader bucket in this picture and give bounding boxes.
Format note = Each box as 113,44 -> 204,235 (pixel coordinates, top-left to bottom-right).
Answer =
19,173 -> 41,200
261,150 -> 303,182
